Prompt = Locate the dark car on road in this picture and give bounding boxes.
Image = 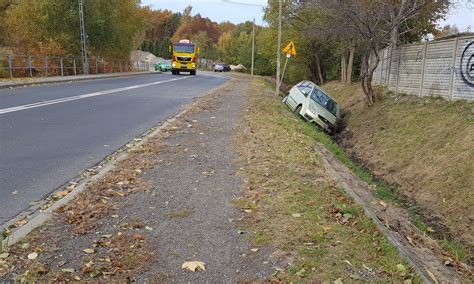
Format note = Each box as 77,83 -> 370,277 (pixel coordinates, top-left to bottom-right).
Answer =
213,63 -> 231,72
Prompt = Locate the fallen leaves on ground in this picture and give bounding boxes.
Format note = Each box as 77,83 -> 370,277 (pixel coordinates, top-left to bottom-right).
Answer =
15,220 -> 28,226
182,261 -> 206,272
27,252 -> 38,260
426,268 -> 439,284
201,170 -> 215,177
83,248 -> 95,254
0,252 -> 10,259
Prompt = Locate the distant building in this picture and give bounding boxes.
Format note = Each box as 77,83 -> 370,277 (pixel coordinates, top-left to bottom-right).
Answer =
130,50 -> 160,71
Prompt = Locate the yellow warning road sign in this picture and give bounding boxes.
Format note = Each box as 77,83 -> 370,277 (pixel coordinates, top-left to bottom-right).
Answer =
282,41 -> 297,56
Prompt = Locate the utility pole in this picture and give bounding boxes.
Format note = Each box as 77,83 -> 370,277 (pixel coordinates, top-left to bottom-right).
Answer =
79,0 -> 89,75
251,17 -> 255,76
275,0 -> 282,95
221,0 -> 264,76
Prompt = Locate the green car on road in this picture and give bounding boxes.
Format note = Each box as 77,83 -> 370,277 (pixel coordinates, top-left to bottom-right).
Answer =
154,60 -> 172,72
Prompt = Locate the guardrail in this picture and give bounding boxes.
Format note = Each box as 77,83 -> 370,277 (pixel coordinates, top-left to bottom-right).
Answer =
0,55 -> 151,79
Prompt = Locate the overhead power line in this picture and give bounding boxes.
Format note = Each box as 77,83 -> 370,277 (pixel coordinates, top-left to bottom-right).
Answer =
221,0 -> 266,8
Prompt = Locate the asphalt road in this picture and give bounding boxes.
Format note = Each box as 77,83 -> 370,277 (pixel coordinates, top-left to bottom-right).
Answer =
0,72 -> 228,225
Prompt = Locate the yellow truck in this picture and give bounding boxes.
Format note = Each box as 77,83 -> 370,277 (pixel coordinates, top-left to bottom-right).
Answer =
169,40 -> 200,75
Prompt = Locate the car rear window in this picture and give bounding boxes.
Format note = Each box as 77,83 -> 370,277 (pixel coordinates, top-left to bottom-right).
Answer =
310,88 -> 339,117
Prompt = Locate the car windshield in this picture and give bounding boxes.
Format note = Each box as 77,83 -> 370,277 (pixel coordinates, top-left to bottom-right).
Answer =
298,81 -> 313,96
310,88 -> 339,117
174,44 -> 195,53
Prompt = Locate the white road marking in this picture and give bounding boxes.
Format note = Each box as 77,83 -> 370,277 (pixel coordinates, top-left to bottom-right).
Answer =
0,76 -> 190,115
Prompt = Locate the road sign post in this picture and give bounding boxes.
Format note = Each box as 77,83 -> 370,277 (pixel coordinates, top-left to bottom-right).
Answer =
281,53 -> 291,85
280,41 -> 297,86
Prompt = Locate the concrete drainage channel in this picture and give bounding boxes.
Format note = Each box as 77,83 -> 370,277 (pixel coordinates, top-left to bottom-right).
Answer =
315,143 -> 464,283
0,83 -> 217,251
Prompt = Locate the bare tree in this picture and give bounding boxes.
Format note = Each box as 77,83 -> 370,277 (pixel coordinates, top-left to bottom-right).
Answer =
302,0 -> 449,105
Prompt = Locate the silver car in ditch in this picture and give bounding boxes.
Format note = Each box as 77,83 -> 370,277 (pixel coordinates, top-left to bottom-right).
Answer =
284,80 -> 340,132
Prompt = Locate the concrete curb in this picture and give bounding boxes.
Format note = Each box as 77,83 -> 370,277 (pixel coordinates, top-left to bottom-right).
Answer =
0,78 -> 233,251
0,71 -> 159,90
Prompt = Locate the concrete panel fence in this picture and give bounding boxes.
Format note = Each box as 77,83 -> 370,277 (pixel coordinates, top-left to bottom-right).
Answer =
372,34 -> 474,101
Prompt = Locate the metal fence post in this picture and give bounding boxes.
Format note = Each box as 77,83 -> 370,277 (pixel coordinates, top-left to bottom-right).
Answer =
28,56 -> 32,77
419,41 -> 428,97
95,58 -> 98,74
104,60 -> 107,74
7,55 -> 13,79
73,58 -> 77,76
60,58 -> 64,76
448,37 -> 460,101
45,56 -> 48,77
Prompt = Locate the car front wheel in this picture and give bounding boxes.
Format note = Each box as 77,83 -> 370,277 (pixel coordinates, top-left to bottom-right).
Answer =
294,105 -> 302,117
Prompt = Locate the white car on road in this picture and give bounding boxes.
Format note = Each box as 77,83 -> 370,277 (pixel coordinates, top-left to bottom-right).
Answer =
284,80 -> 340,132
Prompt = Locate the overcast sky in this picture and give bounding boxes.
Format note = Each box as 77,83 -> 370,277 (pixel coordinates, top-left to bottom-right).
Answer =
142,0 -> 474,31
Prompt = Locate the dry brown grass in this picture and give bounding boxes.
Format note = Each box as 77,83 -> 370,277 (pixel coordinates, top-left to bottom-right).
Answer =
325,82 -> 473,261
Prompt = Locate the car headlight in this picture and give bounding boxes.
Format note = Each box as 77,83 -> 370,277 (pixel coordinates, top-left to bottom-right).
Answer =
172,63 -> 176,67
304,111 -> 314,121
192,63 -> 196,68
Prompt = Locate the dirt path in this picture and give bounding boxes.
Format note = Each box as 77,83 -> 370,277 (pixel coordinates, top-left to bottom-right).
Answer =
0,75 -> 281,282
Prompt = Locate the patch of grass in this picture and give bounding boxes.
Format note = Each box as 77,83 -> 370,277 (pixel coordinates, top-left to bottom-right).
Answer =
248,229 -> 274,246
407,208 -> 432,234
234,79 -> 413,281
167,209 -> 192,218
232,198 -> 258,211
440,239 -> 471,263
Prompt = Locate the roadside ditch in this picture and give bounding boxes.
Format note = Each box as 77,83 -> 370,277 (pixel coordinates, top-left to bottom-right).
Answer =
233,78 -> 472,282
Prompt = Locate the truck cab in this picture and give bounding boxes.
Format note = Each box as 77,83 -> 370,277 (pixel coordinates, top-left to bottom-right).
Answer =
170,40 -> 199,75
